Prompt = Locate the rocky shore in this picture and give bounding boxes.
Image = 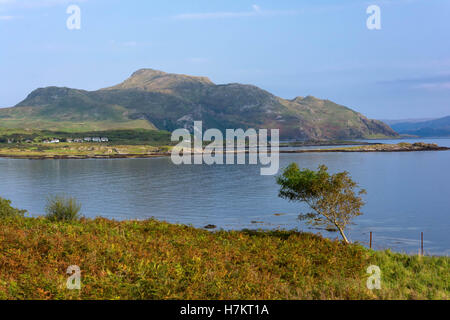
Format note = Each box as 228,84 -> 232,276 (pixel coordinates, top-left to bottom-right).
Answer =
282,142 -> 449,153
0,153 -> 171,160
0,142 -> 447,160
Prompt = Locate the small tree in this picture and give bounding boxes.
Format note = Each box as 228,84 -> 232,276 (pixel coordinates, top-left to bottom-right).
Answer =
276,163 -> 366,244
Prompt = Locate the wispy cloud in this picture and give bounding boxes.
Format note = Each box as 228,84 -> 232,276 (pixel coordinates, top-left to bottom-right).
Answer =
379,73 -> 450,91
172,0 -> 418,22
122,41 -> 138,47
414,82 -> 450,90
186,57 -> 210,64
368,0 -> 418,5
172,4 -> 300,21
0,15 -> 15,20
0,0 -> 86,8
108,40 -> 151,48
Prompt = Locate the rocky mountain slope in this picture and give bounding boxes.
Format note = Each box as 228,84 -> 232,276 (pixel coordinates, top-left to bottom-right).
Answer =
0,69 -> 398,139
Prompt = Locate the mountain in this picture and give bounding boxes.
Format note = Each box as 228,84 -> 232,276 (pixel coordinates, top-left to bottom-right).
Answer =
390,116 -> 450,137
0,69 -> 398,139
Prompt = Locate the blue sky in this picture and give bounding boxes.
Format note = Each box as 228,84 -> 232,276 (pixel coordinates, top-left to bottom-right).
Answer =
1,0 -> 449,119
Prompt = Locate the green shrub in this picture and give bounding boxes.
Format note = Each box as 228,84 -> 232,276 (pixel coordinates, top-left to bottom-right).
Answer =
45,195 -> 82,222
0,197 -> 27,218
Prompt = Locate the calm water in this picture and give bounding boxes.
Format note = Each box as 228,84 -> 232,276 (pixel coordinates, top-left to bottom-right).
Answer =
1,138 -> 449,255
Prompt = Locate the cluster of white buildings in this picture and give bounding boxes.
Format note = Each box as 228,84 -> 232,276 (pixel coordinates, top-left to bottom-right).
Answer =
43,139 -> 61,144
69,137 -> 109,143
43,137 -> 109,144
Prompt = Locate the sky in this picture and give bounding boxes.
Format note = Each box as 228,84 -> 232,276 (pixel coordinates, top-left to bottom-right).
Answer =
0,0 -> 449,119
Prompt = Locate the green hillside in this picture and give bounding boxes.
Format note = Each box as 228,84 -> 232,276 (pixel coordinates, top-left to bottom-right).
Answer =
0,87 -> 155,132
0,69 -> 398,139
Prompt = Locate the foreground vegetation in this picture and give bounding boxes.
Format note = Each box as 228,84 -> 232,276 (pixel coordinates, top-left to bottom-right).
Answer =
0,213 -> 447,300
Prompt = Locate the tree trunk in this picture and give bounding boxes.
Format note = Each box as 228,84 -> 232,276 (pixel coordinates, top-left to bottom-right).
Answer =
337,226 -> 349,244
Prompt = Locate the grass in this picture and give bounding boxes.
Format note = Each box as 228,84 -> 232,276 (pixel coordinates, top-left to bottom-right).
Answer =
0,197 -> 27,218
0,127 -> 174,158
1,140 -> 447,159
0,119 -> 155,132
45,195 -> 82,222
0,143 -> 171,158
0,128 -> 173,145
0,215 -> 447,300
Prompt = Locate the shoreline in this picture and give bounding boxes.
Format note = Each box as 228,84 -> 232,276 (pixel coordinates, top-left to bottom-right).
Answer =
0,143 -> 448,160
0,153 -> 171,160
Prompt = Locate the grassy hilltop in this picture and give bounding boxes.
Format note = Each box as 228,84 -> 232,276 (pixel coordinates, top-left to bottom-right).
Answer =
0,215 -> 448,300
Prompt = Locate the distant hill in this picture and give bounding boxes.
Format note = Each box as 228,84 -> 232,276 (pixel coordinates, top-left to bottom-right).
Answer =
390,116 -> 450,137
0,69 -> 398,139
